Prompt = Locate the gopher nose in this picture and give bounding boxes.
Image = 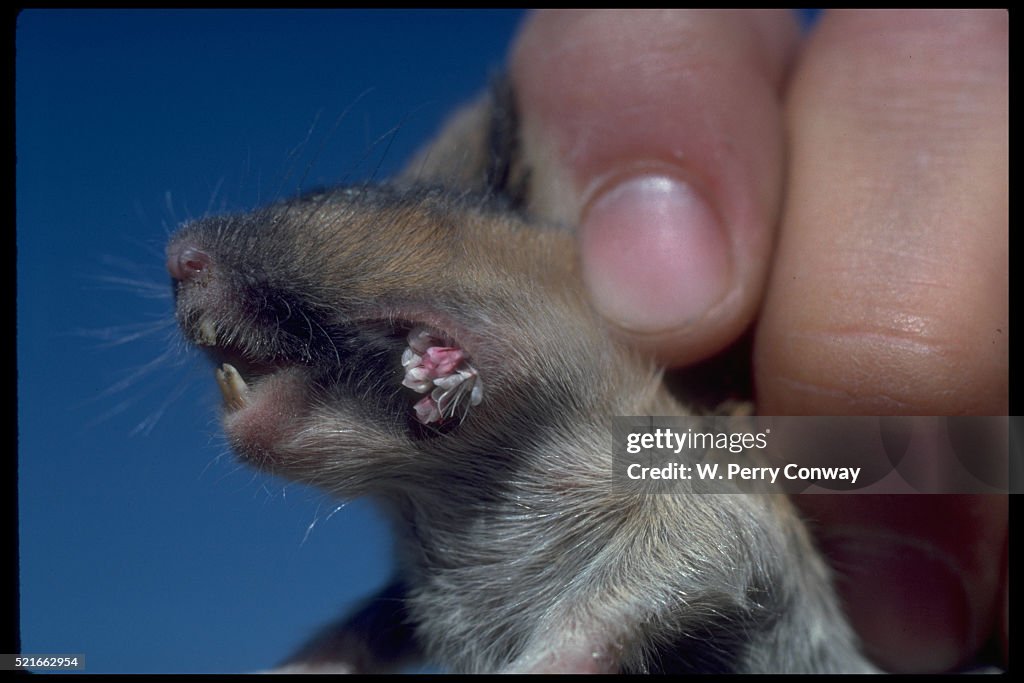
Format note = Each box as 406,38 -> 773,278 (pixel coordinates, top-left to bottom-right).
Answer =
166,242 -> 213,282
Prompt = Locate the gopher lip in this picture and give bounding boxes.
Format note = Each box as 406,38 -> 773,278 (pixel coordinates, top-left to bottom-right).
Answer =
181,313 -> 295,416
185,315 -> 311,458
188,311 -> 483,424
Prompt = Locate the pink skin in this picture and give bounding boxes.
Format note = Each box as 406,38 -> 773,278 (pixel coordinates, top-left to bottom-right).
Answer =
403,346 -> 466,391
421,347 -> 465,377
403,338 -> 476,424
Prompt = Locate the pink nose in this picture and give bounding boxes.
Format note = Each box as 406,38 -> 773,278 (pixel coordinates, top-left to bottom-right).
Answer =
166,243 -> 212,281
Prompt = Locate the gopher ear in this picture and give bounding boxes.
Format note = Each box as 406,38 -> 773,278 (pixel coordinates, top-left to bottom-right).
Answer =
398,90 -> 493,190
398,78 -> 528,209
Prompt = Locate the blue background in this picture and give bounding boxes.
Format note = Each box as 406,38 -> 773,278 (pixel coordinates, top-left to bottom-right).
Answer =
16,9 -> 525,673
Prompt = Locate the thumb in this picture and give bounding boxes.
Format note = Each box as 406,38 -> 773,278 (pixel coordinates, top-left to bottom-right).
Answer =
510,10 -> 799,367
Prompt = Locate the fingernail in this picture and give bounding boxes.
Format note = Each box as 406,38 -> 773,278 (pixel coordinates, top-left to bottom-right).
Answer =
580,175 -> 732,334
823,532 -> 973,673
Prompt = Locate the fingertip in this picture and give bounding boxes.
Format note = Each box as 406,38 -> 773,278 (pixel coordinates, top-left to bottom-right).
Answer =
579,173 -> 736,366
822,530 -> 973,673
796,494 -> 1007,673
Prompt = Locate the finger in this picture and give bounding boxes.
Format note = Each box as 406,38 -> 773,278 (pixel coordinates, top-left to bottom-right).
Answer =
758,9 -> 1008,672
755,9 -> 1008,416
510,10 -> 800,366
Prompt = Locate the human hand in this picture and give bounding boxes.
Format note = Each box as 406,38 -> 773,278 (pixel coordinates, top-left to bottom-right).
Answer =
508,9 -> 1007,672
